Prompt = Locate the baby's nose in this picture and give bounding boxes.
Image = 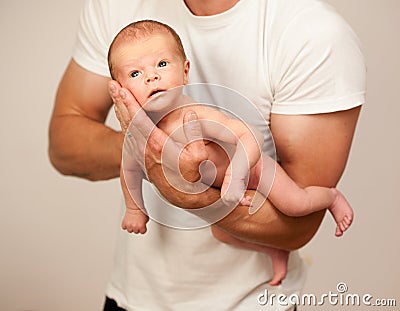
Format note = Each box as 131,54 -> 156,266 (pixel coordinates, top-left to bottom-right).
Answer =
145,70 -> 160,83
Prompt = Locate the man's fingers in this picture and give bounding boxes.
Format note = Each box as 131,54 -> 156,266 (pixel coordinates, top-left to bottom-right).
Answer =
183,111 -> 203,141
110,81 -> 175,167
118,87 -> 141,117
183,111 -> 208,161
109,80 -> 140,117
144,127 -> 170,162
109,81 -> 131,132
117,87 -> 159,141
109,80 -> 160,143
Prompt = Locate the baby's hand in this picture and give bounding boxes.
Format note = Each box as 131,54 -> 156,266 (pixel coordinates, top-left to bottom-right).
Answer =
220,161 -> 249,206
122,209 -> 149,234
239,195 -> 253,206
221,180 -> 247,207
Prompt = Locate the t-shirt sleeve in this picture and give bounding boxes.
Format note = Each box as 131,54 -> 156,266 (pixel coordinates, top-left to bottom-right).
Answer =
269,2 -> 366,115
72,0 -> 112,77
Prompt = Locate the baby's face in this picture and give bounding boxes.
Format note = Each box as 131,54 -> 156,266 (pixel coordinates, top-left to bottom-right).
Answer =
111,32 -> 189,108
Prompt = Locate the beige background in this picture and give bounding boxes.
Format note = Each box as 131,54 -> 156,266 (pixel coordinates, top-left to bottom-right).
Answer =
0,0 -> 399,310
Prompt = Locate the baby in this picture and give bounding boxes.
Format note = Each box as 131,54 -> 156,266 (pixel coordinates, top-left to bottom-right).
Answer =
108,20 -> 353,286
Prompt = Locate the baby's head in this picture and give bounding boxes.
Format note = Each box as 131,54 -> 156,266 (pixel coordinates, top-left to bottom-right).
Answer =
108,20 -> 189,107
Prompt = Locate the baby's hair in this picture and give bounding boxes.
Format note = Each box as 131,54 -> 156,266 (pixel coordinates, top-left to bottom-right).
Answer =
108,20 -> 187,79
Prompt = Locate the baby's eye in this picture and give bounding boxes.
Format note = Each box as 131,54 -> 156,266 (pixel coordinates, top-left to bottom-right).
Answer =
158,61 -> 167,68
130,71 -> 140,78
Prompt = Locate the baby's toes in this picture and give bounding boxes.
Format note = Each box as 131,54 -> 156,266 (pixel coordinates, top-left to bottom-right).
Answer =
344,215 -> 353,226
335,226 -> 343,237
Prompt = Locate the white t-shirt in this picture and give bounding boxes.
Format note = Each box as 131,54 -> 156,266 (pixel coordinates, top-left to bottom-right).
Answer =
73,0 -> 366,310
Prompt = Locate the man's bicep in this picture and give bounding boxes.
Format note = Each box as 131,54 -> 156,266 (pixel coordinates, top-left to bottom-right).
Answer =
270,106 -> 361,188
52,59 -> 112,122
48,59 -> 122,180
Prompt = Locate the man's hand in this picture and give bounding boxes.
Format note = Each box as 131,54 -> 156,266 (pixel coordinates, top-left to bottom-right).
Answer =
108,80 -> 208,184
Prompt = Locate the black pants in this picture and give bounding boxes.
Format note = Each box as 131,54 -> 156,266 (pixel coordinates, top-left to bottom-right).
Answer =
103,297 -> 126,311
103,296 -> 297,310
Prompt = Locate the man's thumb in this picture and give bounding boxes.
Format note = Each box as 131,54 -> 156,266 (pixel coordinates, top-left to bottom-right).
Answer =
183,111 -> 208,158
183,111 -> 203,141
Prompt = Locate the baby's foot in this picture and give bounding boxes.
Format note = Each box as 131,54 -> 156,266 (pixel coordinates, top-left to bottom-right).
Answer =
268,248 -> 289,286
122,209 -> 149,234
329,189 -> 354,237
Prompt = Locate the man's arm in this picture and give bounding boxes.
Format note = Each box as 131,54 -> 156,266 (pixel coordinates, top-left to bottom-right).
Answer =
48,59 -> 123,181
145,107 -> 361,250
215,107 -> 362,250
111,83 -> 361,250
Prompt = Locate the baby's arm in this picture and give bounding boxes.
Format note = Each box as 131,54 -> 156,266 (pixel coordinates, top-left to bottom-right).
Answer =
120,154 -> 148,234
196,106 -> 263,205
222,124 -> 263,205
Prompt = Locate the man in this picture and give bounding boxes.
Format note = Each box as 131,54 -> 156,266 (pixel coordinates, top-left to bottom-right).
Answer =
49,0 -> 365,310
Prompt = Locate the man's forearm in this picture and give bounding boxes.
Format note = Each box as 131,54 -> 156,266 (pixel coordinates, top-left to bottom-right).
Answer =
146,163 -> 320,250
215,191 -> 325,250
48,115 -> 123,181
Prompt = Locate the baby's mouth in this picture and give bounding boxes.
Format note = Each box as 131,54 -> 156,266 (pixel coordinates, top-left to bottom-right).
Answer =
149,89 -> 165,98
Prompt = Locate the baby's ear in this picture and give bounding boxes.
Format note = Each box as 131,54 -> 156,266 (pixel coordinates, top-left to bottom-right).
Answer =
183,60 -> 190,84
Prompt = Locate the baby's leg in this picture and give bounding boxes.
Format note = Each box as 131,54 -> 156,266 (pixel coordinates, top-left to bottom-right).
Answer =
255,154 -> 353,236
211,226 -> 289,286
121,164 -> 148,234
